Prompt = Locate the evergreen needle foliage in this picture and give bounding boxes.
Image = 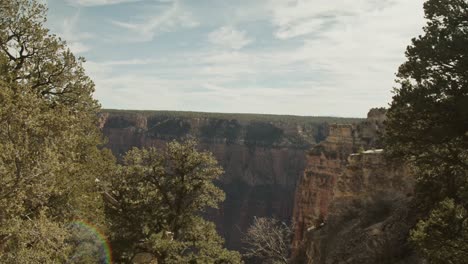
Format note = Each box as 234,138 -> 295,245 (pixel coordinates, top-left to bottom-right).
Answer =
0,0 -> 115,262
0,2 -> 241,263
1,2 -> 242,263
385,0 -> 468,262
106,140 -> 242,263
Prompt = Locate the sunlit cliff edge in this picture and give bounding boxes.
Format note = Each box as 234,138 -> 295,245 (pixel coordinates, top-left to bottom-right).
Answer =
291,109 -> 423,264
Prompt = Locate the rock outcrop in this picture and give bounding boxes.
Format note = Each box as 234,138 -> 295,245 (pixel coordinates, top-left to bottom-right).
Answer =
291,110 -> 385,251
99,110 -> 360,250
291,108 -> 422,263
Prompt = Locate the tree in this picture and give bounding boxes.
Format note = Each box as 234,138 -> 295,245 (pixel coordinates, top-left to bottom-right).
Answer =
105,140 -> 242,263
410,199 -> 468,263
0,0 -> 115,262
384,0 -> 468,262
242,217 -> 292,264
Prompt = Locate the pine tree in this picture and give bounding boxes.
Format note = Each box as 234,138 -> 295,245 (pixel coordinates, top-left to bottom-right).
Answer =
0,0 -> 115,262
384,0 -> 468,262
106,140 -> 242,263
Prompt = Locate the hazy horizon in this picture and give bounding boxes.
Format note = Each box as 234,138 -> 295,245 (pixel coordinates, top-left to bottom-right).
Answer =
102,108 -> 368,118
46,0 -> 426,117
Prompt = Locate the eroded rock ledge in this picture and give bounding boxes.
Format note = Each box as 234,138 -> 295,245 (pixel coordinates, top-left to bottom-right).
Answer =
291,108 -> 423,264
98,110 -> 360,250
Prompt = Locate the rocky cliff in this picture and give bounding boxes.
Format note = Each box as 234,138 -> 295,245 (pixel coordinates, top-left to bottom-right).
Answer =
99,110 -> 361,250
291,109 -> 422,263
291,109 -> 385,251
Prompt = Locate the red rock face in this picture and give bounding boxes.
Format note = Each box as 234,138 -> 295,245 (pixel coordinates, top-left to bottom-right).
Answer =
290,109 -> 420,263
290,110 -> 389,256
293,152 -> 416,264
98,111 -> 341,250
291,124 -> 357,254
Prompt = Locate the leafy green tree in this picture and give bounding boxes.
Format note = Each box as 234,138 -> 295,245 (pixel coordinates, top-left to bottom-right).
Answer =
0,0 -> 115,262
410,199 -> 468,263
384,0 -> 468,262
106,140 -> 242,263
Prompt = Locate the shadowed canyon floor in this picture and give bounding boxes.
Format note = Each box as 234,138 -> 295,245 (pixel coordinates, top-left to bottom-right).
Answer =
99,110 -> 362,250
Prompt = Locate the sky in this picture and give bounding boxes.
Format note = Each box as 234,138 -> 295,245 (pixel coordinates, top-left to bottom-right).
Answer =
45,0 -> 426,117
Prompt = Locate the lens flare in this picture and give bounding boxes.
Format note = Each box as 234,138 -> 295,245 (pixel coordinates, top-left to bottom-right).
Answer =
70,220 -> 113,264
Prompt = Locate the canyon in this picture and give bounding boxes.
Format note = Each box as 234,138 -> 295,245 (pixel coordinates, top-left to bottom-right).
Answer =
291,109 -> 422,263
99,110 -> 360,250
100,109 -> 421,263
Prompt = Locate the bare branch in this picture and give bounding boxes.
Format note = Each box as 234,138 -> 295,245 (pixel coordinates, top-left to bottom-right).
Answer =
242,217 -> 292,264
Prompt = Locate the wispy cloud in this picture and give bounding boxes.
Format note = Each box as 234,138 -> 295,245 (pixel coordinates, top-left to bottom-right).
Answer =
111,1 -> 198,42
208,26 -> 253,50
98,59 -> 158,66
268,0 -> 400,39
66,0 -> 143,7
47,0 -> 426,116
85,0 -> 425,116
57,12 -> 93,53
86,59 -> 330,115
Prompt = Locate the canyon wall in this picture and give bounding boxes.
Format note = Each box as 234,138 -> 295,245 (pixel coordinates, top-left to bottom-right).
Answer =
99,110 -> 361,250
291,109 -> 422,263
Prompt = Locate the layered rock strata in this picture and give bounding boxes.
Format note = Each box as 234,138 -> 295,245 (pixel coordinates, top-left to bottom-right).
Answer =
99,110 -> 360,250
291,110 -> 386,251
291,109 -> 421,263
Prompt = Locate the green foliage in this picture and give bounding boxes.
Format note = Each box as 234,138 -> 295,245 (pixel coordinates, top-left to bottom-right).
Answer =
385,0 -> 468,204
0,0 -> 115,261
0,211 -> 73,263
200,119 -> 242,143
147,117 -> 191,139
245,122 -> 284,146
410,199 -> 468,263
384,0 -> 468,262
106,140 -> 242,263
